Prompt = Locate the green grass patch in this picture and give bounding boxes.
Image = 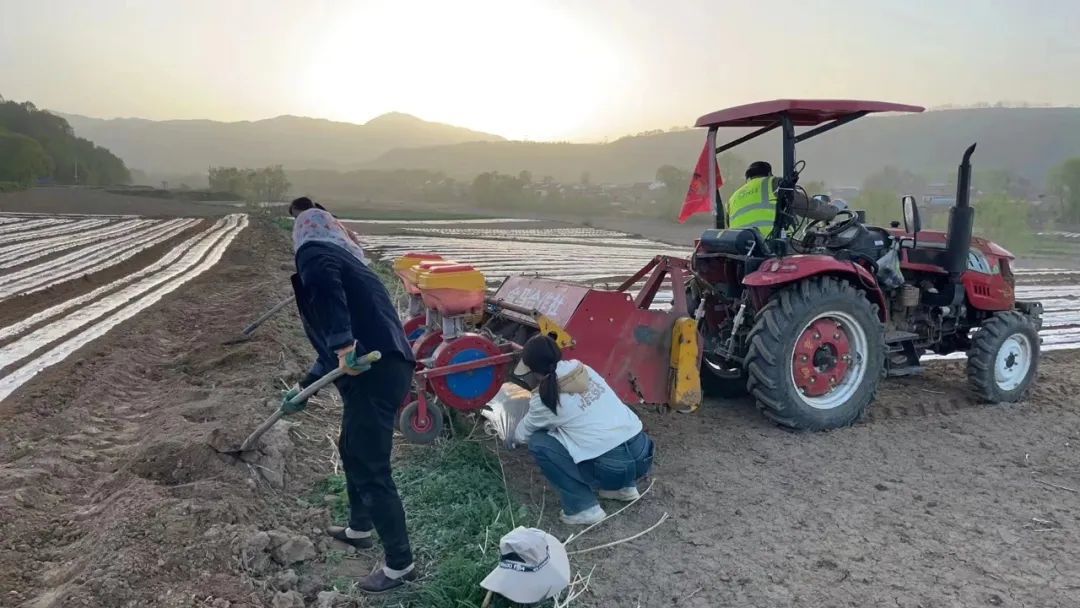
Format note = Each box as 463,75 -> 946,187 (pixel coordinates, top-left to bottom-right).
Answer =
320,437 -> 533,607
272,216 -> 294,232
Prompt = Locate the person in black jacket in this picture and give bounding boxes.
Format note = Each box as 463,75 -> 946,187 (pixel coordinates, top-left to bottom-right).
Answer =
286,201 -> 418,593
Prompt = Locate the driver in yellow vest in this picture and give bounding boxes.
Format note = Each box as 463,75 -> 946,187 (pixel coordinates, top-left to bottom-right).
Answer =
727,161 -> 838,235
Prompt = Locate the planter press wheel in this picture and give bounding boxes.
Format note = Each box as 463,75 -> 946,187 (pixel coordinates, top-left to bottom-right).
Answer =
428,334 -> 507,411
398,400 -> 444,444
403,315 -> 427,345
412,329 -> 443,362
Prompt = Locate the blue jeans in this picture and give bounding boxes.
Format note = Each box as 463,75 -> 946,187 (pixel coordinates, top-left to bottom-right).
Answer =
528,430 -> 655,515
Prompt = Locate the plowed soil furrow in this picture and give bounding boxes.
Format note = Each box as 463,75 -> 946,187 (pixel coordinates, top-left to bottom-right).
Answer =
0,216 -> 242,376
0,219 -> 199,299
0,223 -> 205,331
0,219 -> 112,247
0,220 -> 159,279
0,218 -> 146,265
0,218 -> 322,608
0,217 -> 248,400
0,218 -> 232,343
0,218 -> 71,235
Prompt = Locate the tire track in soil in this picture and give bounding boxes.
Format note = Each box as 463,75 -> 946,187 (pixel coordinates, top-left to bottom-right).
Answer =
0,219 -> 332,607
866,352 -> 1080,423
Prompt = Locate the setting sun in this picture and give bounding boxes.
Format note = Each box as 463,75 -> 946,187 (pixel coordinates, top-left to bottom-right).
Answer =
300,0 -> 631,140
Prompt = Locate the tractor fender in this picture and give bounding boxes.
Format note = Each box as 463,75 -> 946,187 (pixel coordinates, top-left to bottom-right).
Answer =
742,255 -> 888,321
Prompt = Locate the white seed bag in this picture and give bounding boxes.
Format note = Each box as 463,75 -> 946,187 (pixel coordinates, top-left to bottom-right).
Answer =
480,383 -> 533,450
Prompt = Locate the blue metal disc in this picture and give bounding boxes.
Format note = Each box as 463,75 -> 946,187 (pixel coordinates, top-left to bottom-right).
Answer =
445,348 -> 497,399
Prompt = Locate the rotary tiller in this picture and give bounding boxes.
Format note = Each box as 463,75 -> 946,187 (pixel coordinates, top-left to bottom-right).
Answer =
483,255 -> 703,412
391,252 -> 705,444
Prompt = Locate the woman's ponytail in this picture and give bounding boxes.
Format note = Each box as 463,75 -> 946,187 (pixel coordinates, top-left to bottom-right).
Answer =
538,368 -> 560,414
518,334 -> 563,414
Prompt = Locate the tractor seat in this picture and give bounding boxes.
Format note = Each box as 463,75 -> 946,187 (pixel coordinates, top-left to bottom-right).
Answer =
698,228 -> 773,258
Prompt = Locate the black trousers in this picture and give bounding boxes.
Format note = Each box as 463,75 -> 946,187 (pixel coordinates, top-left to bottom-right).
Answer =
334,354 -> 414,570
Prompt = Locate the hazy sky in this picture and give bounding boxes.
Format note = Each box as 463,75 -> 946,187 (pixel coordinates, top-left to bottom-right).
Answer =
2,0 -> 1078,141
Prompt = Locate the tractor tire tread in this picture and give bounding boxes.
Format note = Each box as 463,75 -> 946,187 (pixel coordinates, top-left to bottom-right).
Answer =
744,276 -> 885,431
966,311 -> 1039,403
748,334 -> 778,367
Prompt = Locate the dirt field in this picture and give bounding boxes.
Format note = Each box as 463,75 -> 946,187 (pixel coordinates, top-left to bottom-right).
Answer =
516,357 -> 1080,607
2,197 -> 1079,607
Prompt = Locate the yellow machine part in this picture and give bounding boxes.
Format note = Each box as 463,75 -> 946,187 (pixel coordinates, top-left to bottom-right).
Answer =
535,314 -> 575,349
669,317 -> 703,413
404,260 -> 458,287
416,266 -> 487,292
392,254 -> 424,274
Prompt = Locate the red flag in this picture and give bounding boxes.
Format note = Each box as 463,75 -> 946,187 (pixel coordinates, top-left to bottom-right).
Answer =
678,142 -> 722,223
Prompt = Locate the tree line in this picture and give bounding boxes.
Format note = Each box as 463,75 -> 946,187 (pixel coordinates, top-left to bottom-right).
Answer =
243,151 -> 1080,253
0,97 -> 130,188
208,166 -> 291,202
848,160 -> 1080,253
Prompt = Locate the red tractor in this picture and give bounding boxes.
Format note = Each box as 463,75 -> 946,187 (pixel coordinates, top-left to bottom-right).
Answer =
689,100 -> 1043,430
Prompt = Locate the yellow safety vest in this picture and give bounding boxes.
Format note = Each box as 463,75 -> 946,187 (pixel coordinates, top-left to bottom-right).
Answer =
727,176 -> 777,232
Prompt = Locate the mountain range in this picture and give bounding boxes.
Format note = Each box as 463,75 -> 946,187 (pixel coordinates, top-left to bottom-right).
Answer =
59,111 -> 504,175
365,108 -> 1080,187
61,107 -> 1080,187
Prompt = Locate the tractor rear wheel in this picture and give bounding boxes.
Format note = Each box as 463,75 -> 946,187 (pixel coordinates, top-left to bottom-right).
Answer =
967,311 -> 1040,403
745,277 -> 885,430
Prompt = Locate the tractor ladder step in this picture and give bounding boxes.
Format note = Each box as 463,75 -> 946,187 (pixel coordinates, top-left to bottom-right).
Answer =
884,331 -> 924,377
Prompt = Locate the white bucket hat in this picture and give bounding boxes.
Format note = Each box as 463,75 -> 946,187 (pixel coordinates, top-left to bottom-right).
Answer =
480,527 -> 570,603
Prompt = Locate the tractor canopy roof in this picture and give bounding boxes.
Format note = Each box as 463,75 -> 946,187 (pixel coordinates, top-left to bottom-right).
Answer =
695,99 -> 924,128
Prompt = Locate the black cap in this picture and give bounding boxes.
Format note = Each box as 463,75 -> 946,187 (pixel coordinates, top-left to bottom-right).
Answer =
514,334 -> 562,376
745,161 -> 772,179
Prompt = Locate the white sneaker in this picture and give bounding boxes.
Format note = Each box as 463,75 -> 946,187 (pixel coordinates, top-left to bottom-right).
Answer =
560,505 -> 606,525
598,487 -> 641,502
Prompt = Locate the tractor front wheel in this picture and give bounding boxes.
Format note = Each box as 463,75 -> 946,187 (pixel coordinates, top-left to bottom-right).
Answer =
967,311 -> 1040,403
745,277 -> 885,430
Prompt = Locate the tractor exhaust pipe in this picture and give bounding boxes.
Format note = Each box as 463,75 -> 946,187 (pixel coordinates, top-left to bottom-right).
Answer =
944,143 -> 977,281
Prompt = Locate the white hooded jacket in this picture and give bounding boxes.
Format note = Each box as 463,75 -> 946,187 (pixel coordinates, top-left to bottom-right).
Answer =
514,360 -> 643,463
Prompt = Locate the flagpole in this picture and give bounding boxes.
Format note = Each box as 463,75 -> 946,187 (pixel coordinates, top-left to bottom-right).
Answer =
706,127 -> 721,229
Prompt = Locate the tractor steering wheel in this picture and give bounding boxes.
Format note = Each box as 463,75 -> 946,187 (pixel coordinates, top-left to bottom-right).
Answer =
806,209 -> 859,237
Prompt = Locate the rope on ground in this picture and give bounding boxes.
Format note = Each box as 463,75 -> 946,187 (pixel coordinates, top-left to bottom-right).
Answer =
552,565 -> 596,607
567,513 -> 670,556
1035,478 -> 1079,493
536,489 -> 546,528
324,433 -> 339,476
495,443 -> 516,528
564,478 -> 655,545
